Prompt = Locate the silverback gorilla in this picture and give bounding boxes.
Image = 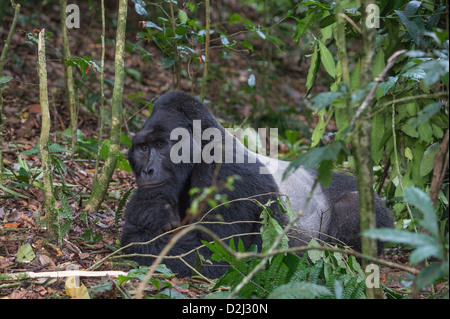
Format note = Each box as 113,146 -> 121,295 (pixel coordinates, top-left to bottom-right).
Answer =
121,91 -> 393,278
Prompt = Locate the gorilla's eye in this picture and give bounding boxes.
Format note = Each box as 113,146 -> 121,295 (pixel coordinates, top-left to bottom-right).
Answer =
155,142 -> 164,149
140,144 -> 148,152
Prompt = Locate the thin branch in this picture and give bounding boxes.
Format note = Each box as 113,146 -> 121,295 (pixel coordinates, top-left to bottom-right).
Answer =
391,102 -> 417,233
339,13 -> 362,34
349,49 -> 407,128
94,0 -> 106,183
200,0 -> 210,102
429,129 -> 449,205
371,92 -> 449,119
0,270 -> 127,282
0,0 -> 21,181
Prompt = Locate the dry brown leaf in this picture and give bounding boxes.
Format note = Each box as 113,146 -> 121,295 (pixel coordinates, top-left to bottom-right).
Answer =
4,222 -> 21,229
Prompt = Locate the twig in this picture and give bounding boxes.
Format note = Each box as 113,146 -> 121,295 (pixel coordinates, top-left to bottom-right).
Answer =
38,29 -> 58,243
429,129 -> 449,205
200,0 -> 210,102
60,0 -> 77,156
349,49 -> 407,129
0,0 -> 21,181
94,0 -> 106,183
0,1 -> 20,75
339,13 -> 362,34
0,270 -> 128,282
236,245 -> 420,275
371,92 -> 449,119
391,102 -> 417,233
134,225 -> 225,299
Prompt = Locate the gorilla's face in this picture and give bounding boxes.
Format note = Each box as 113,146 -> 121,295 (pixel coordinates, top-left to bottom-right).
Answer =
130,128 -> 171,189
128,110 -> 193,196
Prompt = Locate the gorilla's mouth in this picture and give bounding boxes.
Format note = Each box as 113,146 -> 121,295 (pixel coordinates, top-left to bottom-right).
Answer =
138,182 -> 166,189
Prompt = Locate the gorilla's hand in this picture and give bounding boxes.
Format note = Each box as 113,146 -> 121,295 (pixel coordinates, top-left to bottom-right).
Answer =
124,196 -> 180,237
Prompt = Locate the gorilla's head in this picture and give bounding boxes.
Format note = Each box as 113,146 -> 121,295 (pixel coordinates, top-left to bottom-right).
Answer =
127,91 -> 224,201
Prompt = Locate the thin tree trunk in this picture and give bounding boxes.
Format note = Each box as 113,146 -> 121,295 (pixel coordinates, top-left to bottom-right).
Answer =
0,0 -> 20,181
38,29 -> 58,243
94,0 -> 106,183
200,0 -> 210,102
59,0 -> 77,156
85,0 -> 128,213
353,0 -> 383,299
169,0 -> 181,90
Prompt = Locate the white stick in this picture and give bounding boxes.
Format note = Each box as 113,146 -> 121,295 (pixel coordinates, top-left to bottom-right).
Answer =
1,270 -> 128,281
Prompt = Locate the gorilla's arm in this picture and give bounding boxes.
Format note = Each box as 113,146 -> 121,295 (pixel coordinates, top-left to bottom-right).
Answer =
121,195 -> 202,277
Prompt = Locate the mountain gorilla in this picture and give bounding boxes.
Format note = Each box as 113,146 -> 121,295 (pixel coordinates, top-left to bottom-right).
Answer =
121,91 -> 393,278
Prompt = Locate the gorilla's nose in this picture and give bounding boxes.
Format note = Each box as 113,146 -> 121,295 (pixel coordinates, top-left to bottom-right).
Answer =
144,168 -> 155,176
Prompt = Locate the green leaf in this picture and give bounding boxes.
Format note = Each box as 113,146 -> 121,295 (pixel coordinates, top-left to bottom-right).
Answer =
306,43 -> 320,96
307,239 -> 324,263
220,34 -> 230,46
395,10 -> 421,45
16,243 -> 36,262
319,13 -> 336,28
268,282 -> 332,299
178,10 -> 188,24
418,122 -> 433,143
229,13 -> 242,26
419,142 -> 439,178
133,0 -> 147,16
311,109 -> 327,147
409,245 -> 443,265
402,68 -> 426,81
293,11 -> 316,42
363,228 -> 436,247
406,100 -> 419,116
311,91 -> 342,110
416,102 -> 443,126
405,147 -> 413,160
379,76 -> 398,96
49,143 -> 70,154
261,218 -> 289,253
320,11 -> 332,41
143,21 -> 163,31
415,262 -> 446,289
0,185 -> 29,199
404,1 -> 422,16
401,119 -> 419,138
318,40 -> 335,78
256,30 -> 266,40
420,60 -> 449,86
318,160 -> 333,188
405,50 -> 426,58
247,74 -> 255,87
0,75 -> 13,84
161,57 -> 176,68
285,142 -> 343,176
404,186 -> 439,239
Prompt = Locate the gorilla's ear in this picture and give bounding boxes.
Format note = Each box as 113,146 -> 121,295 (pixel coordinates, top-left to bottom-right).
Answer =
127,143 -> 137,173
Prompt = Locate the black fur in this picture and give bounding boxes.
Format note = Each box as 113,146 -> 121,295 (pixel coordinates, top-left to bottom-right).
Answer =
122,91 -> 283,278
121,91 -> 394,278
